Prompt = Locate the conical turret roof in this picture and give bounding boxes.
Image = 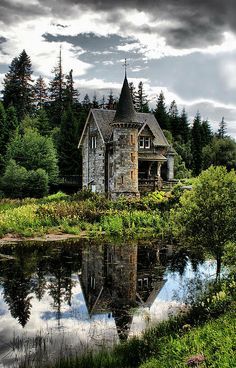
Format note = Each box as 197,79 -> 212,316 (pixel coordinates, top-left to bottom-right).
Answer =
112,75 -> 137,125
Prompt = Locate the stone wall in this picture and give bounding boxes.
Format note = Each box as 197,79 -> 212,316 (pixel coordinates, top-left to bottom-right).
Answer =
81,115 -> 106,193
110,127 -> 140,198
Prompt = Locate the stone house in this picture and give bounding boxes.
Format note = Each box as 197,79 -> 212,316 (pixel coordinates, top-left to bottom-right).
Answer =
78,74 -> 175,198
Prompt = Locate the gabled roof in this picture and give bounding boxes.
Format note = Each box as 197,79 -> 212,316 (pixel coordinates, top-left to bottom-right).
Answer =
78,109 -> 170,148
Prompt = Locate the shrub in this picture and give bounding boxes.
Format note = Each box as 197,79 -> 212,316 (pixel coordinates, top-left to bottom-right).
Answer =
1,159 -> 28,198
1,160 -> 49,198
26,168 -> 49,198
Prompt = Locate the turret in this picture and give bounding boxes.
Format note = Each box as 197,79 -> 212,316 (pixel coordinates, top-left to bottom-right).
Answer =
110,75 -> 141,199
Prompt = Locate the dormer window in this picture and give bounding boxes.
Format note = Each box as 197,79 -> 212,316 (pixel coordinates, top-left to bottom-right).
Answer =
139,136 -> 151,149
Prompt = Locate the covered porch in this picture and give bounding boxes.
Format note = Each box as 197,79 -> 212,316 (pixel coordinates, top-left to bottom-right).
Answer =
138,154 -> 167,192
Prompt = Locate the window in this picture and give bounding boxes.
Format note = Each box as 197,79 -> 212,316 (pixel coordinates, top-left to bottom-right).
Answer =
91,136 -> 97,149
139,137 -> 144,148
145,137 -> 150,149
131,171 -> 134,180
121,175 -> 124,184
139,136 -> 151,149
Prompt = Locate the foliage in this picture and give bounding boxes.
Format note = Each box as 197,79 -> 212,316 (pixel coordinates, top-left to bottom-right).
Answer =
5,127 -> 59,185
3,50 -> 34,121
171,166 -> 236,276
202,136 -> 236,170
26,168 -> 49,198
154,91 -> 169,130
140,311 -> 236,368
1,160 -> 28,199
1,160 -> 49,198
58,105 -> 81,175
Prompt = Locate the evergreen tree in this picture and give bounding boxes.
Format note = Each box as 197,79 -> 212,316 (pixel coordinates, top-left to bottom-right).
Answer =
154,91 -> 169,130
58,106 -> 81,175
179,108 -> 190,143
201,119 -> 213,147
4,105 -> 19,148
218,117 -> 227,138
34,76 -> 48,109
65,69 -> 79,107
168,100 -> 180,139
0,102 -> 7,151
100,95 -> 106,109
135,81 -> 149,112
3,50 -> 34,121
92,94 -> 99,108
82,93 -> 91,112
35,108 -> 50,136
191,112 -> 203,175
107,90 -> 115,109
49,47 -> 66,127
129,82 -> 137,107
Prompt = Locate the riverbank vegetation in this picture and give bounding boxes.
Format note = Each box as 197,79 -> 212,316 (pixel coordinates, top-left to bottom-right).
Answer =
48,272 -> 235,368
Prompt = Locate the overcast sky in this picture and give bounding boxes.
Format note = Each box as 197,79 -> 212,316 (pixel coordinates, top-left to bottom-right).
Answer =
0,0 -> 236,137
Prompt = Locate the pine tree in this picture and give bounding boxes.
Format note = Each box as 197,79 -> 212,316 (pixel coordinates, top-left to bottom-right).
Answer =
0,102 -> 7,156
58,106 -> 81,175
135,81 -> 149,112
5,105 -> 18,143
107,90 -> 115,109
92,94 -> 99,108
179,108 -> 190,143
65,69 -> 79,107
218,117 -> 227,138
49,47 -> 66,127
35,109 -> 50,136
154,91 -> 169,130
34,76 -> 48,109
201,120 -> 213,147
100,95 -> 106,109
168,100 -> 180,139
191,112 -> 203,175
129,82 -> 137,107
3,50 -> 34,121
82,94 -> 91,112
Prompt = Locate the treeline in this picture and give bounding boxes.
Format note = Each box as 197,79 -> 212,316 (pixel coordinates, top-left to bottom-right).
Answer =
153,92 -> 235,177
0,49 -> 235,198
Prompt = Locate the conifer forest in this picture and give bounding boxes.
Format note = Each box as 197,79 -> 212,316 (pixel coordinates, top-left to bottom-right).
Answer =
0,49 -> 235,199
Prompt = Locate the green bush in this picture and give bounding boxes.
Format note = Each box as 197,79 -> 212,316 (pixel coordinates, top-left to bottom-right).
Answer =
26,168 -> 49,198
1,159 -> 28,198
1,160 -> 49,198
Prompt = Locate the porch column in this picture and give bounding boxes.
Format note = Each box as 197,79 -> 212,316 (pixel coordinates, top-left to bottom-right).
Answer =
156,162 -> 162,179
148,162 -> 153,177
167,149 -> 175,180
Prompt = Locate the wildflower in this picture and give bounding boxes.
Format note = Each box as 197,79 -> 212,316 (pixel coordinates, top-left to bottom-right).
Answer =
186,354 -> 205,367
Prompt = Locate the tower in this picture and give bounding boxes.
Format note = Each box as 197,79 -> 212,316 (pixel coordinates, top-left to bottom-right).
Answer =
110,73 -> 141,199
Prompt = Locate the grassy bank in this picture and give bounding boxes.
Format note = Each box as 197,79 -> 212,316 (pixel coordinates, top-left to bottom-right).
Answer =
47,276 -> 235,368
0,190 -> 174,239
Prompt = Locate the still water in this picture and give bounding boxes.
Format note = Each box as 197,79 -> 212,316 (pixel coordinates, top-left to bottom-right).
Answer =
0,239 -> 216,367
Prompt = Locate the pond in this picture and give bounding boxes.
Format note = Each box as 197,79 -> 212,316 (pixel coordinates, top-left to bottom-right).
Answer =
0,239 -> 216,367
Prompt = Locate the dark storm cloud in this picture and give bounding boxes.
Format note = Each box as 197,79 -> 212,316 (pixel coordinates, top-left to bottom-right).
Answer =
0,0 -> 235,48
43,0 -> 236,48
0,0 -> 47,24
43,32 -> 137,52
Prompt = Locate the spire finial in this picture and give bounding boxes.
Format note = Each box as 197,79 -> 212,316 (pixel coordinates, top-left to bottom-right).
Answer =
123,58 -> 129,77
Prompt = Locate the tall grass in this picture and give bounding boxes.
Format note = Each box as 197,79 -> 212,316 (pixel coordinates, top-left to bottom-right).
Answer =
0,191 -> 172,239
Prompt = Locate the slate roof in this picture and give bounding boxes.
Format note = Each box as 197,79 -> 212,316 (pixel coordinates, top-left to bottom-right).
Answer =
112,76 -> 137,125
91,109 -> 170,147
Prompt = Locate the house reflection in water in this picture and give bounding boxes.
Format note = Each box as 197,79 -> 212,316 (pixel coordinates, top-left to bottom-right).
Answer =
80,243 -> 166,340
